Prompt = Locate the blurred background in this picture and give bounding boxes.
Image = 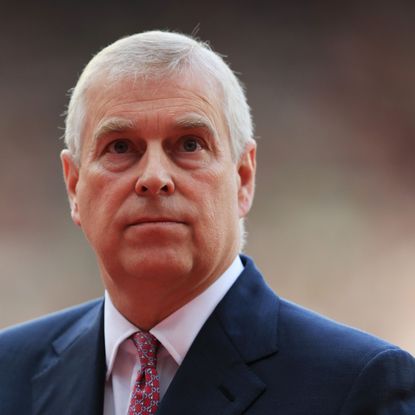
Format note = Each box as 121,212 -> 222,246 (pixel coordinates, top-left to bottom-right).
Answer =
0,1 -> 414,354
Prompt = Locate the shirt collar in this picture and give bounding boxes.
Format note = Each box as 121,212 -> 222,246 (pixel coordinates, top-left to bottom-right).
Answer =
104,255 -> 243,379
104,292 -> 137,379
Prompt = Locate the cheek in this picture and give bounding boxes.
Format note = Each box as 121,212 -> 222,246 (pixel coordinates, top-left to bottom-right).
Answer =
190,166 -> 239,228
77,170 -> 128,231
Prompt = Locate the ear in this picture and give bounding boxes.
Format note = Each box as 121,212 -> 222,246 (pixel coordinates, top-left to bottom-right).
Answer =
237,140 -> 256,218
60,149 -> 81,226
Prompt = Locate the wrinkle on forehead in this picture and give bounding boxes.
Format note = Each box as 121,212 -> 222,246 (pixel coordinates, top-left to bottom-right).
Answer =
82,74 -> 230,152
87,72 -> 223,118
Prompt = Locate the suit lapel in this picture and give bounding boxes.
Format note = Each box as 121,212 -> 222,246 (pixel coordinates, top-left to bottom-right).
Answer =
158,256 -> 280,415
32,300 -> 105,415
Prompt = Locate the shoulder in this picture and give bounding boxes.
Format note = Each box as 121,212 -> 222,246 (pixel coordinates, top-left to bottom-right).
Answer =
278,298 -> 415,408
237,257 -> 415,411
278,297 -> 415,374
278,297 -> 396,360
0,298 -> 103,355
0,299 -> 104,412
240,255 -> 403,358
239,255 -> 400,359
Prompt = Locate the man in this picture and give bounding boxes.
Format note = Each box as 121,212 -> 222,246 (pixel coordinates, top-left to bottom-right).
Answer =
0,30 -> 414,415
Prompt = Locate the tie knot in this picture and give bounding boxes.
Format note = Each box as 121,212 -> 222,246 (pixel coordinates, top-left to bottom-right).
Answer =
131,331 -> 159,369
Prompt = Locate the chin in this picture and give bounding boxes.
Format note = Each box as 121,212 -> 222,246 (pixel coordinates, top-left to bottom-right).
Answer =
121,248 -> 194,280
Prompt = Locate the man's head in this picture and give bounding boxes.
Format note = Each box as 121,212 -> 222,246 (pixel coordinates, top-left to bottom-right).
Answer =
61,31 -> 256,326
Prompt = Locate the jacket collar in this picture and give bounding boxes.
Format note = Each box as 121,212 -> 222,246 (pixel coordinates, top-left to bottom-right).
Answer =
157,255 -> 280,415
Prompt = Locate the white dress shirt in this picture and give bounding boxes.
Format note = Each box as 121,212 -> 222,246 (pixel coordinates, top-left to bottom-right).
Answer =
103,255 -> 244,415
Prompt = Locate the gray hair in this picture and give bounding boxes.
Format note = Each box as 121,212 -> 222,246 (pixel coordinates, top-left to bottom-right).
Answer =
64,30 -> 254,164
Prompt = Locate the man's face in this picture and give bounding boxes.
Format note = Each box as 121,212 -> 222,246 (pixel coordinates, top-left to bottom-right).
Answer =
61,73 -> 256,304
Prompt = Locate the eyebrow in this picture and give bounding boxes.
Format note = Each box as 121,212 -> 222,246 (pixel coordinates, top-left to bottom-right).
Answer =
93,117 -> 135,142
174,114 -> 216,138
92,113 -> 217,142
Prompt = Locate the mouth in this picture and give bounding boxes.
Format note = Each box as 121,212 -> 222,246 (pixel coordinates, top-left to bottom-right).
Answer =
128,218 -> 186,227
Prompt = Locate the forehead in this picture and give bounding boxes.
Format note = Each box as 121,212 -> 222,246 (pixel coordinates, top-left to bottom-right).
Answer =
83,72 -> 226,137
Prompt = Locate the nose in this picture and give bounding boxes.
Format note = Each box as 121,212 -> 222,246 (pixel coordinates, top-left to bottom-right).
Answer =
134,146 -> 175,196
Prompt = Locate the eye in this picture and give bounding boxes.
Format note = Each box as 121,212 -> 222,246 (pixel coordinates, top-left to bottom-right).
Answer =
108,139 -> 131,154
179,137 -> 203,152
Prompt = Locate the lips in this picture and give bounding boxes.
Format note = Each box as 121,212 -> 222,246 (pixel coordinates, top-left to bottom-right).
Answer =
128,217 -> 185,226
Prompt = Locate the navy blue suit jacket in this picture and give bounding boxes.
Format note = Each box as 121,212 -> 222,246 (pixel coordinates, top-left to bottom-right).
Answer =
1,256 -> 414,414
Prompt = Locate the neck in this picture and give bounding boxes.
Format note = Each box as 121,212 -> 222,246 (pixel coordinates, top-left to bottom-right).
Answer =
103,258 -> 236,330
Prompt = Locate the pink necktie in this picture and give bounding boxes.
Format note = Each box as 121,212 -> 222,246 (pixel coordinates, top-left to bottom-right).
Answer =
128,331 -> 160,415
